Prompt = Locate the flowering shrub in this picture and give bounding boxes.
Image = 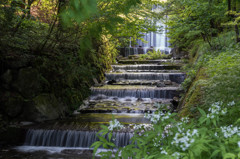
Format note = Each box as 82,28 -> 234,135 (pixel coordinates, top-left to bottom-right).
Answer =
108,119 -> 124,131
92,101 -> 240,158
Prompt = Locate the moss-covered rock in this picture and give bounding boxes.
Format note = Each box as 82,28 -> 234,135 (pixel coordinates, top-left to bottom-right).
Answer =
12,67 -> 49,98
1,70 -> 12,85
179,68 -> 208,117
0,92 -> 24,118
23,94 -> 66,122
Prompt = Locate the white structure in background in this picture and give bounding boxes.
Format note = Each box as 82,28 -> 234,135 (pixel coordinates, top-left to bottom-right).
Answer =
121,5 -> 171,57
136,5 -> 171,54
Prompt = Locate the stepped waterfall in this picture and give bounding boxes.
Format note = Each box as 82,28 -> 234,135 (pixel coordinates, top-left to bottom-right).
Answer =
13,8 -> 185,158
119,5 -> 172,56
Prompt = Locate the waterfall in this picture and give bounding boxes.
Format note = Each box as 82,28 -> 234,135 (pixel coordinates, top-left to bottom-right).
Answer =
106,73 -> 185,84
91,88 -> 178,99
119,5 -> 171,57
24,129 -> 133,148
111,65 -> 181,71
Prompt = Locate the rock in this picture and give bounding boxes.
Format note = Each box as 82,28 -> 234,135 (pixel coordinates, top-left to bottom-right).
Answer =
23,94 -> 66,122
12,68 -> 49,98
137,98 -> 144,101
170,47 -> 188,60
128,55 -> 139,59
19,121 -> 34,126
146,47 -> 154,53
83,100 -> 89,105
170,97 -> 179,111
157,82 -> 166,87
172,82 -> 179,87
107,79 -> 117,85
137,47 -> 144,54
164,80 -> 172,85
2,92 -> 24,118
1,70 -> 12,84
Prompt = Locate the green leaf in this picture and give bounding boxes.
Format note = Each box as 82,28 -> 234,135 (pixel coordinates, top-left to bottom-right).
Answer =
198,108 -> 207,117
210,149 -> 221,158
223,153 -> 236,159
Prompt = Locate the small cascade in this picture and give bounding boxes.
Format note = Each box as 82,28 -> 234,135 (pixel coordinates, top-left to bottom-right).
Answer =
91,87 -> 178,99
106,73 -> 185,84
112,65 -> 181,71
24,129 -> 133,148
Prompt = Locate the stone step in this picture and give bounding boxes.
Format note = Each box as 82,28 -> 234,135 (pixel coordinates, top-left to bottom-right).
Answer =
106,79 -> 179,87
105,72 -> 186,84
77,98 -> 172,114
111,70 -> 182,73
91,86 -> 180,99
25,113 -> 152,131
117,59 -> 184,65
111,64 -> 181,71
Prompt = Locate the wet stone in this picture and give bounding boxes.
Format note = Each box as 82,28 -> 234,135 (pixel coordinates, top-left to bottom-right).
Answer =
164,80 -> 172,85
157,82 -> 166,87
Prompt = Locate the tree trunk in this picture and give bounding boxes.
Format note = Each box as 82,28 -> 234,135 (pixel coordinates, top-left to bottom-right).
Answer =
228,0 -> 231,11
235,25 -> 240,42
233,0 -> 240,43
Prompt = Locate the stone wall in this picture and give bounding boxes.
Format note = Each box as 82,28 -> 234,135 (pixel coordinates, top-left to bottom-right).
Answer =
0,54 -> 68,123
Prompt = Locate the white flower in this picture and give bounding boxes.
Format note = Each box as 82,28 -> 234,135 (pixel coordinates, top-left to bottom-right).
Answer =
238,141 -> 240,148
160,150 -> 168,155
206,102 -> 228,119
172,152 -> 180,159
108,119 -> 124,131
227,101 -> 235,106
144,111 -> 171,124
171,129 -> 198,151
221,125 -> 240,138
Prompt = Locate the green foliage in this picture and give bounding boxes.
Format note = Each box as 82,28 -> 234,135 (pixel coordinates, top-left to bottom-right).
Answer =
139,50 -> 169,60
206,45 -> 240,103
0,0 -> 119,112
162,0 -> 229,50
61,0 -> 97,25
92,101 -> 240,158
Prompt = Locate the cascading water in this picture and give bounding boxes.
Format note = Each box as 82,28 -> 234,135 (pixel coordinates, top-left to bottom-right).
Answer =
106,73 -> 185,84
111,65 -> 181,71
24,129 -> 133,148
13,7 -> 185,158
119,5 -> 171,57
91,87 -> 178,99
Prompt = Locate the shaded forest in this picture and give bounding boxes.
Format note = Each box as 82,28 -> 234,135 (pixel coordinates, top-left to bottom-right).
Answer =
0,0 -> 240,158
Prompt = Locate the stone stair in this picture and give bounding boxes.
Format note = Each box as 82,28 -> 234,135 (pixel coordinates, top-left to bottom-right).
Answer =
75,59 -> 185,125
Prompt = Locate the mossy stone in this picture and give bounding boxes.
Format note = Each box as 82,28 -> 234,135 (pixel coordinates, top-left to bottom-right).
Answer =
1,92 -> 24,118
23,94 -> 66,122
179,68 -> 208,117
12,67 -> 49,98
1,69 -> 12,84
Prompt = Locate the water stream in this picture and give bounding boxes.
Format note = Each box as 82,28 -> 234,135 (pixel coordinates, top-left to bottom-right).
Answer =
11,59 -> 185,158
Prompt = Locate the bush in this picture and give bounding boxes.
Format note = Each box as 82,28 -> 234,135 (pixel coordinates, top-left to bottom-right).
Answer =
139,50 -> 169,60
92,101 -> 240,158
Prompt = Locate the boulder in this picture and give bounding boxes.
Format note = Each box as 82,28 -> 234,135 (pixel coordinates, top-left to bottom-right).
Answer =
170,97 -> 179,111
170,47 -> 188,60
12,67 -> 49,98
157,82 -> 166,87
164,80 -> 172,85
2,92 -> 24,118
107,79 -> 117,85
23,94 -> 66,122
1,70 -> 12,85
